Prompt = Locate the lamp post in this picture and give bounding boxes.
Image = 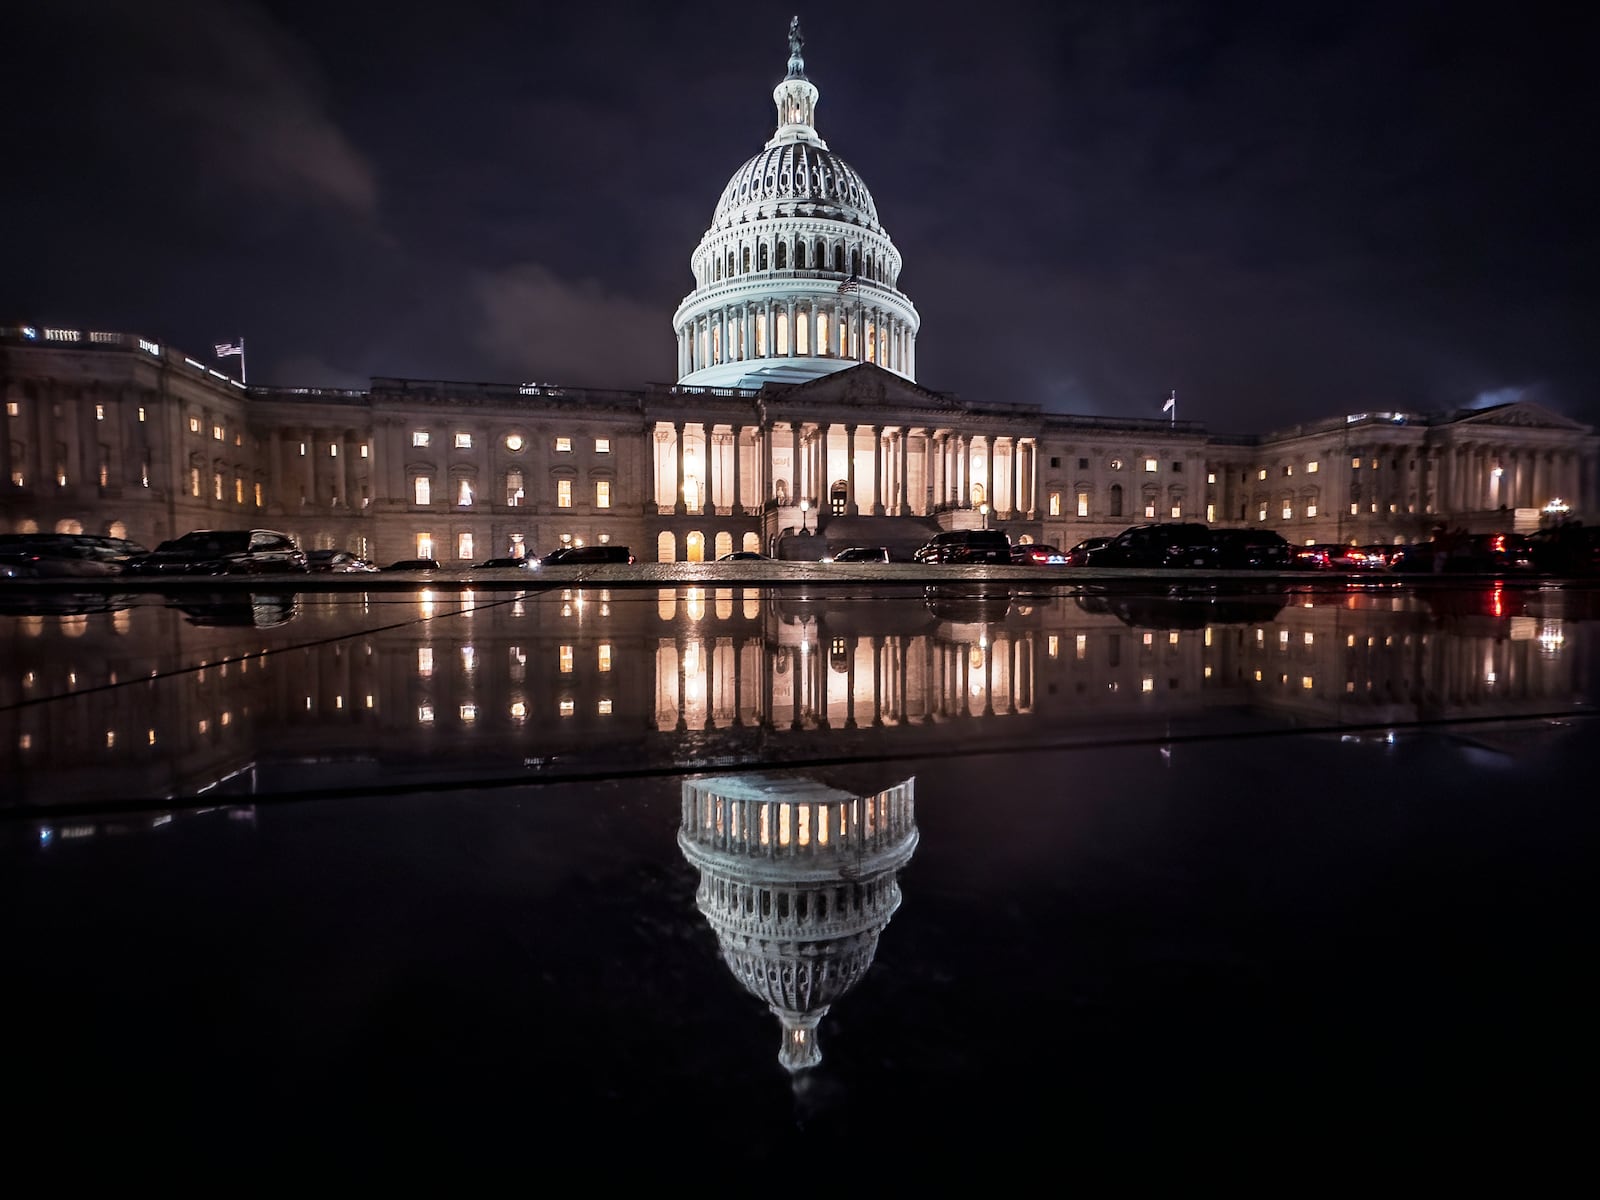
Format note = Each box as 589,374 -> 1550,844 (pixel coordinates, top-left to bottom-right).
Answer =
980,502 -> 989,530
800,498 -> 810,534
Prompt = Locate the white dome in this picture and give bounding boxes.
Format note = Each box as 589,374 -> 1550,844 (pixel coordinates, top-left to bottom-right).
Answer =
711,143 -> 881,233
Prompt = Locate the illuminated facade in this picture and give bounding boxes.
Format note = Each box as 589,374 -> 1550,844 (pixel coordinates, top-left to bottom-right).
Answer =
1,21 -> 1596,558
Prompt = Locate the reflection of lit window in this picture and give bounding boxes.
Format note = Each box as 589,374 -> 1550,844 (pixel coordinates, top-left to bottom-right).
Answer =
418,705 -> 434,723
598,644 -> 612,672
558,479 -> 572,508
510,700 -> 527,721
559,645 -> 574,673
598,699 -> 612,715
459,704 -> 476,721
417,647 -> 433,676
413,431 -> 430,447
558,699 -> 575,717
1048,635 -> 1059,658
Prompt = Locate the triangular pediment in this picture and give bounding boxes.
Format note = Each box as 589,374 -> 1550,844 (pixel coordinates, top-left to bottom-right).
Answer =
762,362 -> 969,413
1451,400 -> 1590,432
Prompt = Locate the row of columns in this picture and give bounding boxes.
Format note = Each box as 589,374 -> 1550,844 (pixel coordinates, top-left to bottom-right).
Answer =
267,427 -> 365,510
678,299 -> 915,378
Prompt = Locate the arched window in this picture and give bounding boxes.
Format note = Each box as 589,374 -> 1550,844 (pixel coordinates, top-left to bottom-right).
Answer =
795,242 -> 807,269
851,247 -> 862,275
657,531 -> 676,563
714,531 -> 733,559
1109,483 -> 1123,517
817,312 -> 830,356
742,531 -> 761,554
685,530 -> 705,562
742,246 -> 750,273
816,239 -> 826,268
834,246 -> 845,272
830,479 -> 848,515
714,257 -> 722,281
776,241 -> 788,269
726,250 -> 734,277
758,244 -> 769,271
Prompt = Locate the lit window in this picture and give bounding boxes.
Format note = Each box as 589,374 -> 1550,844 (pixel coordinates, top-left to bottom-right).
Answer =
1258,507 -> 1267,521
454,432 -> 472,449
141,462 -> 150,487
1351,457 -> 1361,469
213,472 -> 223,500
1282,504 -> 1292,519
1109,458 -> 1123,470
1170,505 -> 1182,518
299,442 -> 306,455
560,645 -> 574,673
559,699 -> 575,717
1307,503 -> 1318,517
1307,461 -> 1319,473
234,478 -> 244,504
1206,503 -> 1215,522
95,404 -> 105,421
5,402 -> 16,417
1144,458 -> 1157,473
457,478 -> 473,506
506,470 -> 524,506
457,532 -> 473,559
1144,502 -> 1156,518
596,480 -> 611,508
190,467 -> 201,496
417,705 -> 434,724
413,431 -> 431,447
416,533 -> 434,559
1285,465 -> 1293,476
504,434 -> 524,452
329,443 -> 338,457
1048,491 -> 1061,516
1207,472 -> 1216,484
1350,502 -> 1359,515
1258,469 -> 1267,480
555,437 -> 572,453
414,476 -> 431,505
189,416 -> 200,434
598,699 -> 613,715
360,444 -> 369,458
417,647 -> 433,677
595,438 -> 611,454
558,479 -> 572,508
598,643 -> 612,672
254,482 -> 263,506
98,462 -> 108,487
1077,492 -> 1089,517
212,425 -> 223,441
138,407 -> 146,422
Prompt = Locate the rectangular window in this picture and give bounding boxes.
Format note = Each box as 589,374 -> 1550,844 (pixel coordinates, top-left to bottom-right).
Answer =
414,476 -> 431,505
413,431 -> 431,447
9,469 -> 21,486
1207,472 -> 1216,484
1307,461 -> 1319,473
1351,457 -> 1361,469
457,532 -> 473,559
595,438 -> 611,454
1284,465 -> 1293,476
1077,457 -> 1088,469
555,437 -> 572,453
213,472 -> 224,500
1282,503 -> 1293,520
1206,503 -> 1216,523
5,402 -> 17,417
1258,507 -> 1268,521
596,480 -> 611,508
457,479 -> 473,506
1258,469 -> 1267,480
558,479 -> 572,508
598,699 -> 613,716
416,533 -> 434,559
189,416 -> 200,434
1144,502 -> 1156,518
1077,492 -> 1089,517
299,442 -> 306,456
1048,491 -> 1061,517
1170,505 -> 1182,518
190,467 -> 201,496
138,407 -> 146,422
559,645 -> 574,674
235,477 -> 244,504
212,425 -> 224,441
329,443 -> 338,457
598,644 -> 612,672
99,461 -> 109,487
254,482 -> 263,506
1144,458 -> 1158,473
360,444 -> 369,458
506,470 -> 524,506
454,432 -> 472,449
95,404 -> 105,421
1307,503 -> 1318,517
1350,502 -> 1359,515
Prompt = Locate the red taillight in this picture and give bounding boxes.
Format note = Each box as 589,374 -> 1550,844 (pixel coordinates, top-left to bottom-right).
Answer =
1491,535 -> 1506,552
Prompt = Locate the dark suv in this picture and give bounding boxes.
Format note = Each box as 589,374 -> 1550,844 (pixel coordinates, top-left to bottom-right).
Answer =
1081,523 -> 1215,568
541,545 -> 634,565
124,529 -> 307,576
912,529 -> 1012,564
1207,528 -> 1294,570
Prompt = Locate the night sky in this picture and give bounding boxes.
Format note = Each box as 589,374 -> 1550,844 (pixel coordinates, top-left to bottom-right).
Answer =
3,0 -> 1595,432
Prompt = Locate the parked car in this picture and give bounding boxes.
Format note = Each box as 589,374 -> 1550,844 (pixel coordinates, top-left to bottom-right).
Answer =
382,558 -> 442,571
1081,523 -> 1215,568
307,549 -> 379,573
1206,528 -> 1295,570
717,550 -> 768,561
541,545 -> 634,565
124,529 -> 308,576
1391,532 -> 1536,574
1010,543 -> 1065,565
1527,524 -> 1600,577
912,529 -> 1012,564
1292,543 -> 1387,571
1064,537 -> 1112,566
472,556 -> 536,569
0,532 -> 149,567
0,542 -> 124,577
830,546 -> 891,563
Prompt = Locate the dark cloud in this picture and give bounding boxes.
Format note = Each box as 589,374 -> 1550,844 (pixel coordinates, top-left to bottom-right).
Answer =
1,0 -> 1595,428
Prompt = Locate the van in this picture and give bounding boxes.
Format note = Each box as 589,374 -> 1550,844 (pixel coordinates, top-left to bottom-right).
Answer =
912,529 -> 1012,564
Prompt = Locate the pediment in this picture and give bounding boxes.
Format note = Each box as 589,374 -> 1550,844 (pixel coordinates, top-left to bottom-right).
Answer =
765,363 -> 968,413
1452,401 -> 1589,432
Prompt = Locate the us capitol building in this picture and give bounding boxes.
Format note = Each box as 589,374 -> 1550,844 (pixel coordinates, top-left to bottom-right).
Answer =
2,20 -> 1595,560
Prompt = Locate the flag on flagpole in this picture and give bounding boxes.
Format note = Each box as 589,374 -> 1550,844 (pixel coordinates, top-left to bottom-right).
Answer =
1163,391 -> 1175,413
215,343 -> 242,357
836,274 -> 861,295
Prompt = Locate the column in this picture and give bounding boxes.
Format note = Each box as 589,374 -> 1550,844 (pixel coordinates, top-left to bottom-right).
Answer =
845,424 -> 858,516
898,429 -> 910,515
674,422 -> 687,515
791,422 -> 802,507
786,302 -> 796,358
732,425 -> 744,515
872,424 -> 884,515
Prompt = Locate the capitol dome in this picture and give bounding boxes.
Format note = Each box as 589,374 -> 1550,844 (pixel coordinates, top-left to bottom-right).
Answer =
673,18 -> 919,389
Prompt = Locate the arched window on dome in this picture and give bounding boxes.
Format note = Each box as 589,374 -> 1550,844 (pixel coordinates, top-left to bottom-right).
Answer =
816,238 -> 826,269
776,241 -> 788,270
742,245 -> 750,273
865,250 -> 874,280
817,312 -> 829,356
795,241 -> 807,269
726,250 -> 734,277
714,257 -> 722,281
758,243 -> 769,271
851,247 -> 862,275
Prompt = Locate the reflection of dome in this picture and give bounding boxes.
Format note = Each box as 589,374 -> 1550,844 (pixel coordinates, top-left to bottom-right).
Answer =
678,771 -> 918,1072
709,144 -> 881,233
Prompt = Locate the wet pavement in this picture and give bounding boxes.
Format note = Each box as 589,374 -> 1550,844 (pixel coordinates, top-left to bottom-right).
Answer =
3,573 -> 1595,1179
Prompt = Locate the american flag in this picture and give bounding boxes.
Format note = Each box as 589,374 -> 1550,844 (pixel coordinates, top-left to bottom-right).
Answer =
215,342 -> 242,357
836,274 -> 861,295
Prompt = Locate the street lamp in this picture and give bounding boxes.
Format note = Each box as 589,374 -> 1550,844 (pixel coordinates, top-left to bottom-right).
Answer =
980,502 -> 989,530
800,498 -> 810,533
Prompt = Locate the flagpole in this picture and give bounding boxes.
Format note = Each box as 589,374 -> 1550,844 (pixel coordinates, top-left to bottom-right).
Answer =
239,337 -> 247,386
1169,390 -> 1176,427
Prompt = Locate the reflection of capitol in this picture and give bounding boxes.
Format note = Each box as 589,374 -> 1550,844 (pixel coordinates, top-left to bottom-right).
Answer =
2,582 -> 1594,804
678,772 -> 917,1071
